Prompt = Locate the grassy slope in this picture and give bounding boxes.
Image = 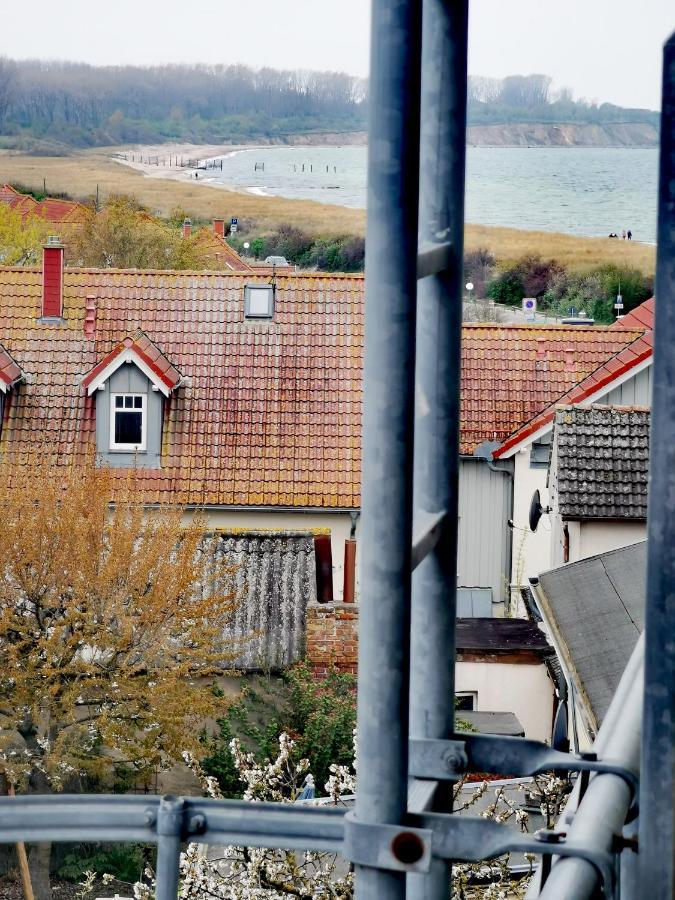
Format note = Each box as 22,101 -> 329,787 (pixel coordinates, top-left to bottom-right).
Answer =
0,150 -> 656,273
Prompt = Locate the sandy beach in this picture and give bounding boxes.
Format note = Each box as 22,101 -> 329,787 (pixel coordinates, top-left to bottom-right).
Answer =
110,142 -> 259,189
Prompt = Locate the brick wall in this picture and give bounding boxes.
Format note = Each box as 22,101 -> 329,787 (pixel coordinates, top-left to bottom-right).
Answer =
306,602 -> 359,676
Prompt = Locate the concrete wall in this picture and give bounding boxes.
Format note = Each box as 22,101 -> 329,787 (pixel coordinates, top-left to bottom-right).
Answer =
458,458 -> 514,611
455,659 -> 554,742
95,362 -> 163,468
201,508 -> 356,602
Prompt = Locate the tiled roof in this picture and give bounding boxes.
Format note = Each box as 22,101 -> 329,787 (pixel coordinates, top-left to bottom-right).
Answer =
0,267 -> 364,508
493,298 -> 654,458
553,405 -> 650,519
82,330 -> 183,395
461,325 -> 643,454
192,229 -> 254,271
613,296 -> 655,330
0,184 -> 87,224
0,267 -> 646,507
0,343 -> 24,390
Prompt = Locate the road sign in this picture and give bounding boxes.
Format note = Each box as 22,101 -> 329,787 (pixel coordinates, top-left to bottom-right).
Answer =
231,217 -> 238,225
522,297 -> 536,321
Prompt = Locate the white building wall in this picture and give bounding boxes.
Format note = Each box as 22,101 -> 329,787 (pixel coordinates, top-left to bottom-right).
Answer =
455,660 -> 554,742
510,450 -> 551,594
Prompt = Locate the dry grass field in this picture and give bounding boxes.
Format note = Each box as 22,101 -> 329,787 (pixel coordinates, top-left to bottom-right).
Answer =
0,149 -> 656,274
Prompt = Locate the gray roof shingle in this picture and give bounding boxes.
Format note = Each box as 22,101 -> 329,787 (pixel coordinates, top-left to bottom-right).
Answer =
537,541 -> 645,728
553,405 -> 650,520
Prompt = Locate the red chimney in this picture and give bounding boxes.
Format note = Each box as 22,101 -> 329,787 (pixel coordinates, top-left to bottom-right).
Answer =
83,294 -> 96,339
182,218 -> 192,238
213,219 -> 225,238
42,237 -> 64,319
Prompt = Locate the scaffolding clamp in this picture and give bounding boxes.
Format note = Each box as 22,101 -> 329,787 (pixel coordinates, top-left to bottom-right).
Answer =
409,734 -> 639,813
343,810 -> 433,873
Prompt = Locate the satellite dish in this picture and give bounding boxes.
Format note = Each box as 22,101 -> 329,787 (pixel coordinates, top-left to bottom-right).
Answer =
529,489 -> 551,532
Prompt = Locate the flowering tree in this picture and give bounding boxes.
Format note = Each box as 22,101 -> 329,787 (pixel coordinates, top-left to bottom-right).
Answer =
0,459 -> 240,898
107,731 -> 567,900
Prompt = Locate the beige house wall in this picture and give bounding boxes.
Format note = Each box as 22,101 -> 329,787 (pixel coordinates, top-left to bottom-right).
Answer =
455,659 -> 554,743
572,521 -> 646,563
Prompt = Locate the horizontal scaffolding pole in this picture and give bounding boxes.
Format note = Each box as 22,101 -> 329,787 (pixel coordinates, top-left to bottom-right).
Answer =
0,794 -> 346,853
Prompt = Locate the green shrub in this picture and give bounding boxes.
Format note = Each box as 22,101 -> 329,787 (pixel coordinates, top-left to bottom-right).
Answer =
201,664 -> 357,797
58,844 -> 152,883
486,269 -> 525,305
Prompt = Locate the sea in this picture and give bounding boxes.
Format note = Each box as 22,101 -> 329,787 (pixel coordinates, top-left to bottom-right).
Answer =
201,146 -> 658,243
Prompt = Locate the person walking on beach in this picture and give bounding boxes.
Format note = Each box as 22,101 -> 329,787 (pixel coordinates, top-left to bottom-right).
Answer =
621,229 -> 627,240
627,229 -> 632,240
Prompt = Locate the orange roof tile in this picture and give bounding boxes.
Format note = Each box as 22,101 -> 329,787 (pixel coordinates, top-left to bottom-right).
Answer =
460,324 -> 643,454
192,229 -> 254,271
0,266 -> 645,506
0,185 -> 87,225
493,298 -> 655,458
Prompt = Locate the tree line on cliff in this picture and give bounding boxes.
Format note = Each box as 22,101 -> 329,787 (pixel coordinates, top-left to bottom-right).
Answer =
0,59 -> 658,151
0,58 -> 367,150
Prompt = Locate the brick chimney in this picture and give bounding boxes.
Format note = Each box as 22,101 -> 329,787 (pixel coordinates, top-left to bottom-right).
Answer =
213,219 -> 225,238
182,218 -> 192,238
42,236 -> 64,319
83,295 -> 96,339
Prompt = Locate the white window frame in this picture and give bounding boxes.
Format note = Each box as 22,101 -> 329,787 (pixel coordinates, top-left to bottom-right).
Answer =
110,392 -> 147,451
455,691 -> 478,711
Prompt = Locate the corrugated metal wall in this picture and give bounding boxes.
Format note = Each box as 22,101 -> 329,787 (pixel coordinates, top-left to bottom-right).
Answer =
211,531 -> 316,670
457,458 -> 514,608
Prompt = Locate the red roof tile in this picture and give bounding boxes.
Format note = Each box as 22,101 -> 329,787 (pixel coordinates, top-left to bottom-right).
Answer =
192,229 -> 254,271
0,184 -> 87,225
82,330 -> 182,394
0,343 -> 24,390
612,296 -> 655,330
0,266 -> 645,505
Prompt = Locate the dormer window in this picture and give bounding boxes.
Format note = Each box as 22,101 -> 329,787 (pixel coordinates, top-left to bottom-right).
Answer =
110,393 -> 146,451
82,330 -> 182,469
244,285 -> 274,319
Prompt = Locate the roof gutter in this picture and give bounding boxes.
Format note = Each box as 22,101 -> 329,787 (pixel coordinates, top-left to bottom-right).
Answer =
529,578 -> 585,753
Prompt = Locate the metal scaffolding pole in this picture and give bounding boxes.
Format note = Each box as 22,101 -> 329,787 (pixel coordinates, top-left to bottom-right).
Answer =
354,0 -> 422,897
409,1 -> 469,899
640,29 -> 675,898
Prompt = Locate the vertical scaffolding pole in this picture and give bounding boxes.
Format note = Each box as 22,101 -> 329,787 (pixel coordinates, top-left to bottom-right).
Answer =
409,1 -> 469,899
354,0 -> 422,897
640,30 -> 675,897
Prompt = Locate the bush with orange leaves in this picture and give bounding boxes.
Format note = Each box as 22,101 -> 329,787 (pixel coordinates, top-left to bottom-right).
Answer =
0,457 -> 241,791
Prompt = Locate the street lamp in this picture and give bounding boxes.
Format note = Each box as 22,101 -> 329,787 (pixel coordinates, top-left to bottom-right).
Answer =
243,241 -> 250,257
465,281 -> 474,303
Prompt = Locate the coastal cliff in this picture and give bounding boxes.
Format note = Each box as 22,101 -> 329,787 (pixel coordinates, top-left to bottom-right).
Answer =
268,122 -> 658,148
466,122 -> 658,148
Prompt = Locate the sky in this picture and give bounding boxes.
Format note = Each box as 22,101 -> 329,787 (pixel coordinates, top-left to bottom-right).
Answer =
0,0 -> 672,110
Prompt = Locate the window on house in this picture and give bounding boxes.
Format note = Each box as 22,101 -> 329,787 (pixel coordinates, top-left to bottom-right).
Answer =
530,437 -> 551,468
110,393 -> 146,450
455,692 -> 477,712
244,285 -> 274,319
